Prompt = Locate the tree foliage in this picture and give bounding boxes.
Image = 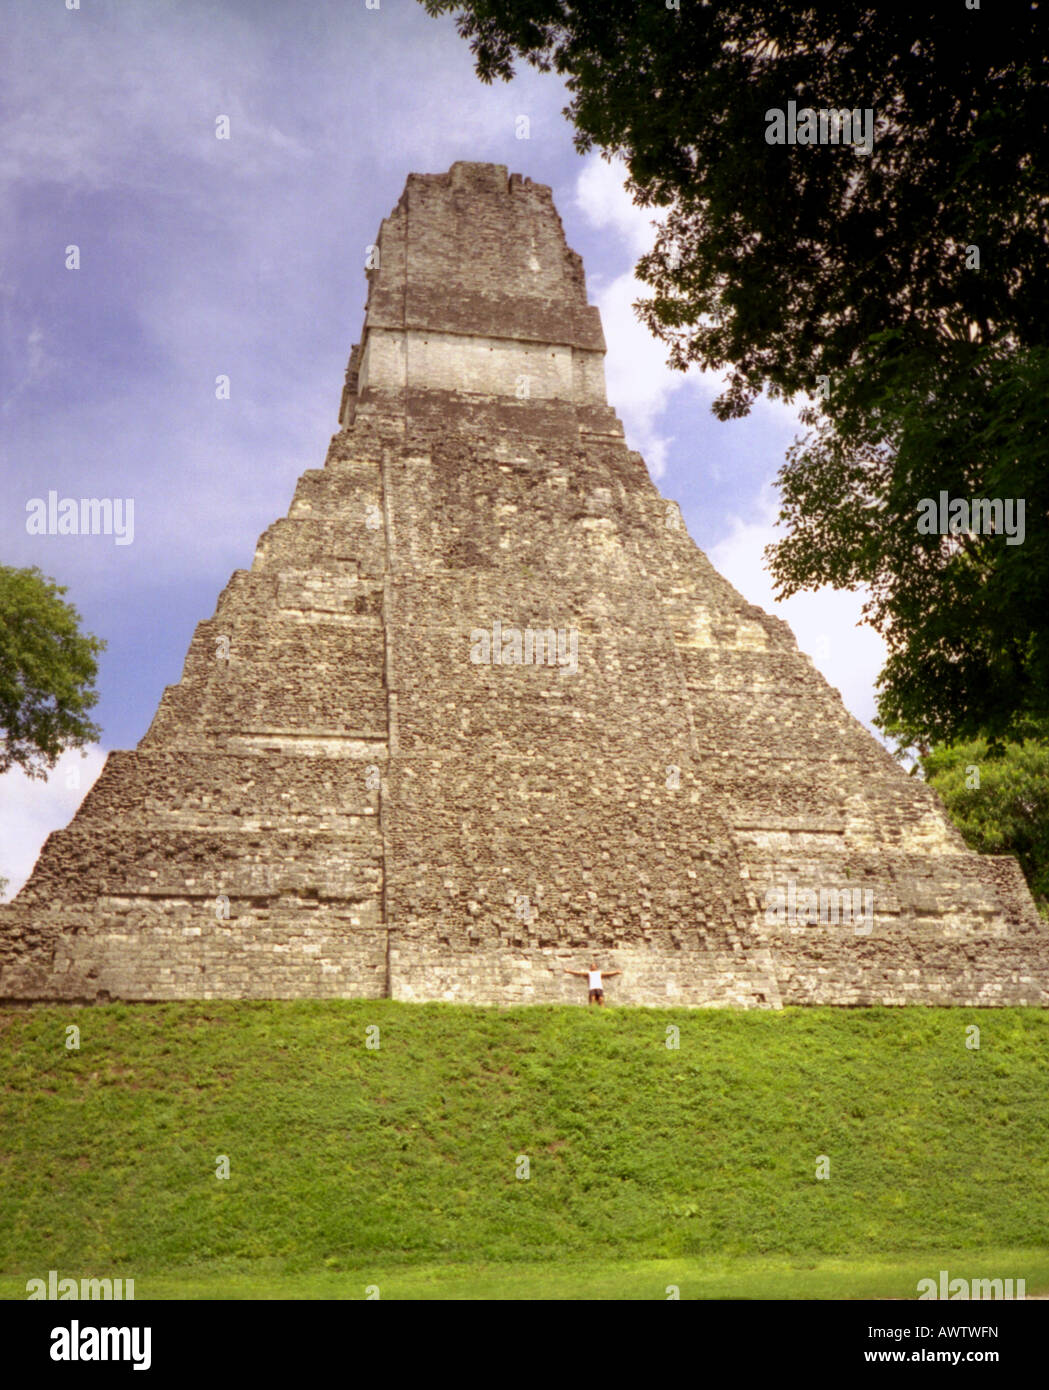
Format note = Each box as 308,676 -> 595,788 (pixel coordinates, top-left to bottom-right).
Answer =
773,341 -> 1049,747
423,3 -> 1048,406
423,0 -> 1049,743
0,565 -> 105,779
921,739 -> 1049,906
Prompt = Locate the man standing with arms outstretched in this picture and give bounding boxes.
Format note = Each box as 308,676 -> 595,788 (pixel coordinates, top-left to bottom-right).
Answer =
563,961 -> 621,1006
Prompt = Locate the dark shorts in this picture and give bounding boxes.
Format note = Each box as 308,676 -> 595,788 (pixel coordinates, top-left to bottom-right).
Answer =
589,989 -> 604,1002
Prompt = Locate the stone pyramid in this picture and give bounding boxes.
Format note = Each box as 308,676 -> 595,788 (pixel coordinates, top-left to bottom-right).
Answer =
2,161 -> 1046,1006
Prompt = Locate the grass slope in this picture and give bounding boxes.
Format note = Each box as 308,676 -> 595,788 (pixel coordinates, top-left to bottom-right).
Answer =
1,1001 -> 1047,1299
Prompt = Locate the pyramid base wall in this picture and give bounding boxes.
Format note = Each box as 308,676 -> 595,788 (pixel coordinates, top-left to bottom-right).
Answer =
3,903 -> 1047,1007
0,907 -> 388,1003
768,930 -> 1049,1006
387,939 -> 783,1008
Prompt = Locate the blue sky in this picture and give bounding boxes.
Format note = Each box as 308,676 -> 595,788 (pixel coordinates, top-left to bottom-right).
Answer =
0,0 -> 885,894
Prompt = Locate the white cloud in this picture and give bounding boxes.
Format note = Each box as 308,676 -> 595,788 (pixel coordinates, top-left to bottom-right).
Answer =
591,269 -> 685,478
573,153 -> 812,471
0,746 -> 107,900
575,155 -> 660,258
1,324 -> 57,415
574,156 -> 731,478
708,491 -> 888,734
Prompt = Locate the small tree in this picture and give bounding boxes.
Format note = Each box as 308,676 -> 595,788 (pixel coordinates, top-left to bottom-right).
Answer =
0,565 -> 105,779
920,739 -> 1049,908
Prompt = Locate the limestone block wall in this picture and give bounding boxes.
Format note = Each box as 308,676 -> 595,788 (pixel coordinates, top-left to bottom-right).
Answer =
0,433 -> 395,1001
371,409 -> 776,1007
358,328 -> 606,404
366,163 -> 605,353
618,476 -> 1047,1003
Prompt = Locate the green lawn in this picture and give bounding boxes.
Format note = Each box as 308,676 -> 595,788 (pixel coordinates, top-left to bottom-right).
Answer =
1,1001 -> 1046,1299
5,1251 -> 1048,1301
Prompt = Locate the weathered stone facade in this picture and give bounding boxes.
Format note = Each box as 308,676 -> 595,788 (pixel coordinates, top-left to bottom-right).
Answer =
2,161 -> 1046,1006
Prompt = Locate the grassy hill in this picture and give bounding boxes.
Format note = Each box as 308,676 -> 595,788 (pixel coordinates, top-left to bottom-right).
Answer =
1,1000 -> 1047,1299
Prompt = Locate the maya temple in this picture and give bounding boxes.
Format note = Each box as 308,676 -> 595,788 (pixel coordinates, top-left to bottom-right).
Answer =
2,161 -> 1046,1007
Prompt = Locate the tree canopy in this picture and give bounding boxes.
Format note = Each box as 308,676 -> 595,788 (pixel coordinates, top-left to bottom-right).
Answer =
776,340 -> 1049,749
423,0 -> 1049,745
0,565 -> 105,780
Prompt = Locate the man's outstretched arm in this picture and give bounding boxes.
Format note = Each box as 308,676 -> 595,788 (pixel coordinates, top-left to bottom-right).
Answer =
603,970 -> 622,978
563,969 -> 586,977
